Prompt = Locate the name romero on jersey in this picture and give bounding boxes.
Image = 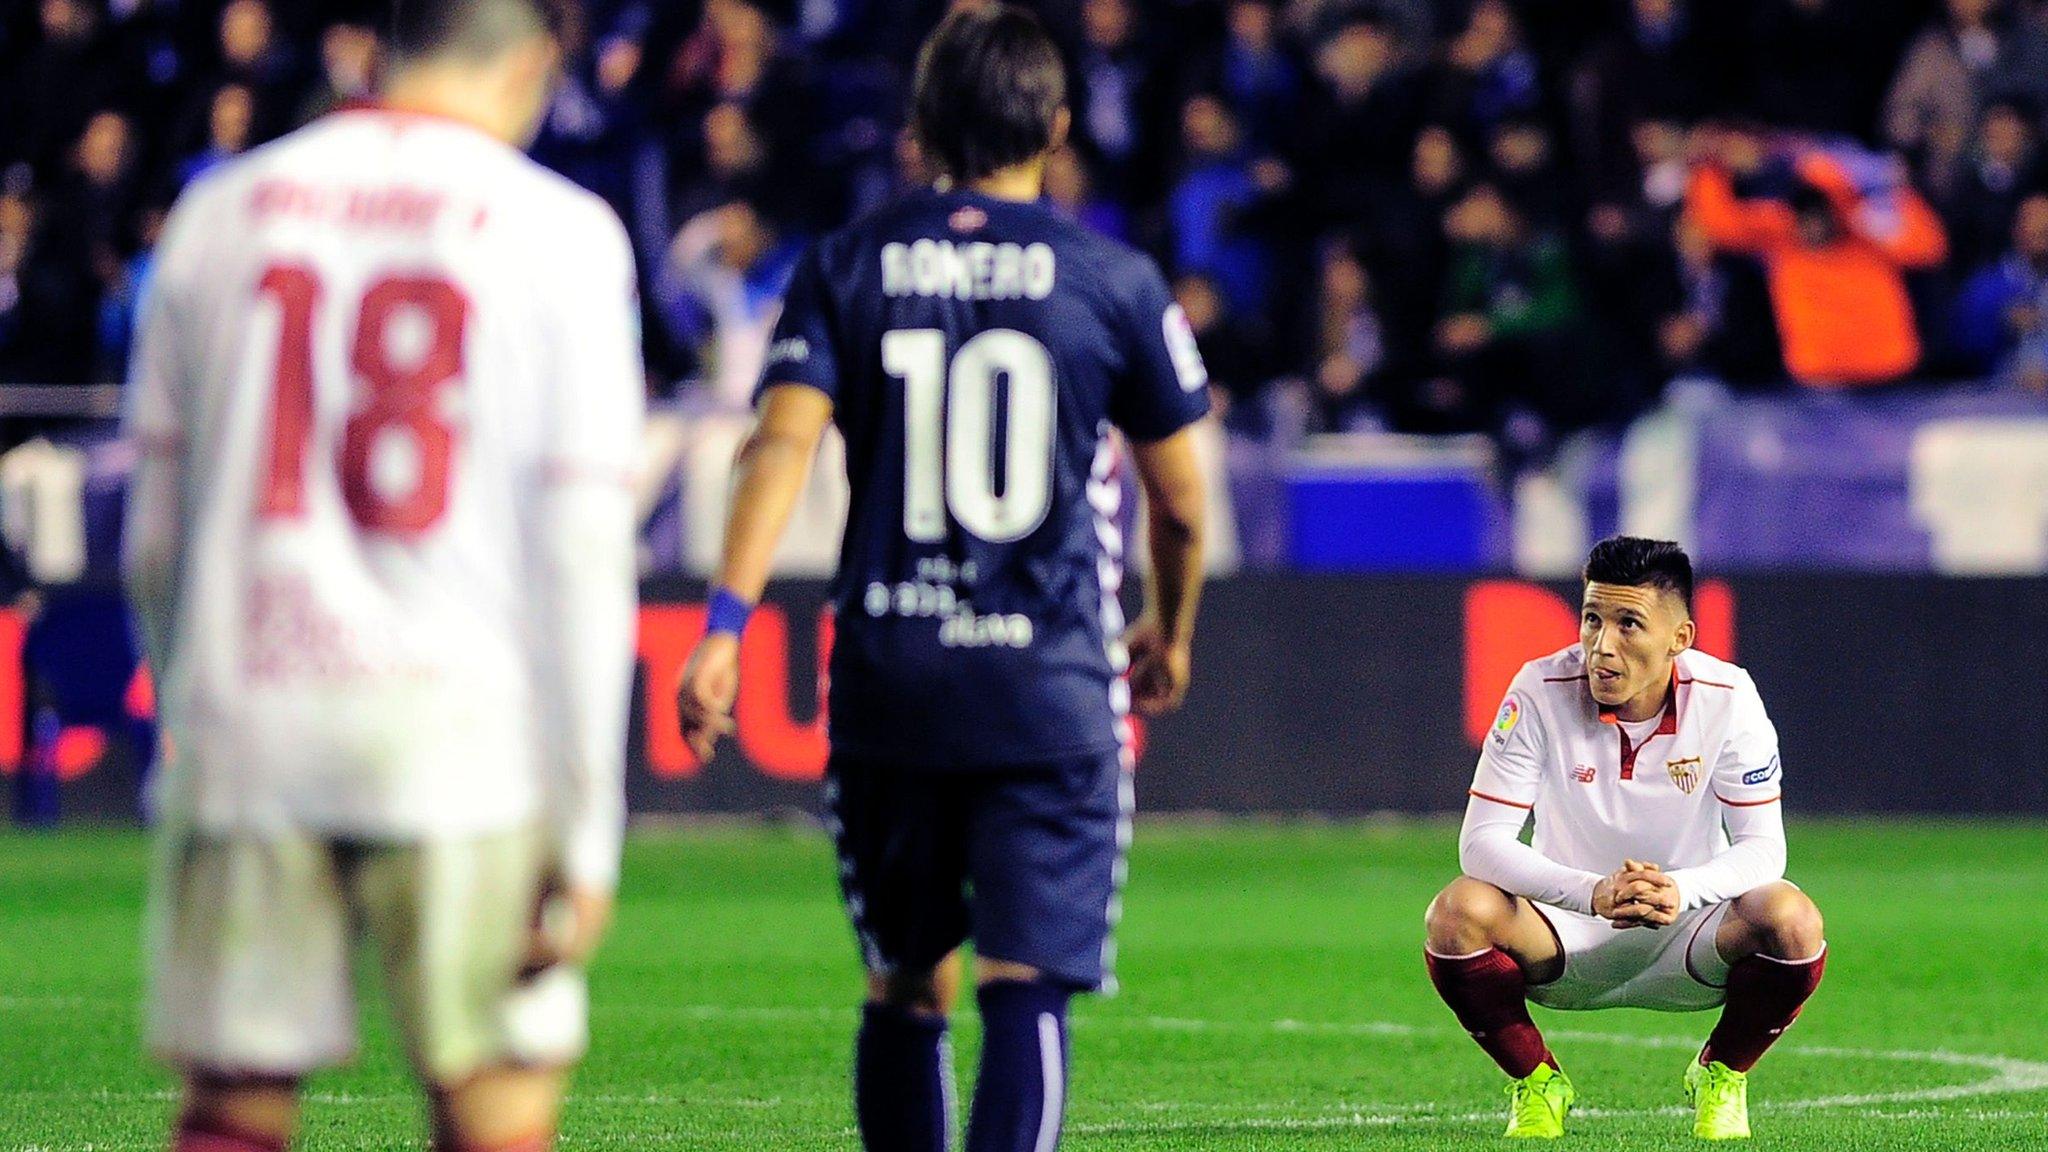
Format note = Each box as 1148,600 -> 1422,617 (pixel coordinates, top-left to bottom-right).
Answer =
881,240 -> 1056,300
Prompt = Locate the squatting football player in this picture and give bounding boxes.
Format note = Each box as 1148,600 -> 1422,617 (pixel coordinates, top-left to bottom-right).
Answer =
1424,536 -> 1826,1140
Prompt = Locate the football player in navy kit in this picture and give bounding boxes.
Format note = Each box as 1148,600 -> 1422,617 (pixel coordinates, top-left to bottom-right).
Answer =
676,7 -> 1211,1150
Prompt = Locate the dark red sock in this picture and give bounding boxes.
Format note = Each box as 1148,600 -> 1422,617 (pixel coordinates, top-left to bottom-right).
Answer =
1425,947 -> 1557,1079
170,1116 -> 288,1152
1703,947 -> 1827,1072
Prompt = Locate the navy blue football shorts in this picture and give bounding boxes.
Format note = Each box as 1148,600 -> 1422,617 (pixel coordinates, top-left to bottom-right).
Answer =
823,748 -> 1133,993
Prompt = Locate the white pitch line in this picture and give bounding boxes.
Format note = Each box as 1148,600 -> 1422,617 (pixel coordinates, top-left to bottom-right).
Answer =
6,1103 -> 2047,1151
0,996 -> 114,1009
598,1003 -> 2048,1109
1,1088 -> 790,1110
4,1145 -> 156,1152
7,1001 -> 2046,1140
1067,1104 -> 2048,1136
1059,1018 -> 2048,1135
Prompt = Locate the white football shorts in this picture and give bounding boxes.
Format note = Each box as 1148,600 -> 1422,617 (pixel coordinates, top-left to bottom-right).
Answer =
145,823 -> 587,1083
1525,900 -> 1733,1012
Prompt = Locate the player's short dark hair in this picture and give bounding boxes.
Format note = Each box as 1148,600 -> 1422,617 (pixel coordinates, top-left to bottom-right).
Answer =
1582,536 -> 1694,613
385,0 -> 571,64
911,4 -> 1067,183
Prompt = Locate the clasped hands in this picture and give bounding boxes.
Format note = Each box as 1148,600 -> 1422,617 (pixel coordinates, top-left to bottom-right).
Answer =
1591,859 -> 1680,930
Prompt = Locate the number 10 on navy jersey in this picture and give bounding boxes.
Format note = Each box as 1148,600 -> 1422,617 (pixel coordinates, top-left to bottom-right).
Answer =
884,327 -> 1055,544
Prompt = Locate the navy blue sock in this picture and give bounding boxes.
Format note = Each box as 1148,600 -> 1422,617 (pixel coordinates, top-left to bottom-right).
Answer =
966,980 -> 1071,1152
855,1002 -> 953,1152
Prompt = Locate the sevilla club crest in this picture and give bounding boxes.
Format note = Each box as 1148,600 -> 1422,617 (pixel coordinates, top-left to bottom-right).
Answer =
1666,756 -> 1704,795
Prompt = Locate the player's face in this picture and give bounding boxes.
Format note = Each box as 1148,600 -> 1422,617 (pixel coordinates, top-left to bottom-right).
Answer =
1580,582 -> 1694,717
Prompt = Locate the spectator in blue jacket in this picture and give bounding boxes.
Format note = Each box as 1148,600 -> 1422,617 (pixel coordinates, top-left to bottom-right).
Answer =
1188,0 -> 1301,153
1170,91 -> 1275,318
1950,191 -> 2048,390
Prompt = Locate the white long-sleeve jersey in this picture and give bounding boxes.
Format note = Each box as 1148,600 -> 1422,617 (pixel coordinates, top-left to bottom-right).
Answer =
122,107 -> 644,889
1459,645 -> 1788,916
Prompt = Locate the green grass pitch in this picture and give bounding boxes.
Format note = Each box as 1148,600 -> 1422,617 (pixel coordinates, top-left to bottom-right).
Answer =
3,818 -> 2046,1150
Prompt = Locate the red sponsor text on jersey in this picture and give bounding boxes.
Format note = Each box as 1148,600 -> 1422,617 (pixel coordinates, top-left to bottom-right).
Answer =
249,179 -> 473,232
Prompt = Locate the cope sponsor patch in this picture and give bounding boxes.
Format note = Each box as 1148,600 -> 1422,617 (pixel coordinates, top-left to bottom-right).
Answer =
1742,756 -> 1781,786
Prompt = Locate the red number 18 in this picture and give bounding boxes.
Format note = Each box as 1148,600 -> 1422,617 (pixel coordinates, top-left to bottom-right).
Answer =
255,263 -> 469,536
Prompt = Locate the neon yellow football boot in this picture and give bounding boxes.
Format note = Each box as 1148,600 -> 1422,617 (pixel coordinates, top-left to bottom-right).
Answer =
1503,1062 -> 1575,1138
1684,1059 -> 1752,1140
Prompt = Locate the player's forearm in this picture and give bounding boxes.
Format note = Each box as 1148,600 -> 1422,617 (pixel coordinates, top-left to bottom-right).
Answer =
1458,803 -> 1603,916
714,424 -> 819,602
1134,430 -> 1208,645
535,483 -> 638,891
1144,500 -> 1205,645
1667,804 -> 1787,912
120,452 -> 184,674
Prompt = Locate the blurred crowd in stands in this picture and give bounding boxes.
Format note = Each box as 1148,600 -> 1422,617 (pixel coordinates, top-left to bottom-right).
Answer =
6,0 -> 2048,461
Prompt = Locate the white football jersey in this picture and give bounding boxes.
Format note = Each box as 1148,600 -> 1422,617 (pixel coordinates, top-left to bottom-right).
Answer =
1469,645 -> 1783,878
125,107 -> 644,847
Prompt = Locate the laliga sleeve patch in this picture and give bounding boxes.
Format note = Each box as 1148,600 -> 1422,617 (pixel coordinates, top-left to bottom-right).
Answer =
1162,303 -> 1209,393
1490,696 -> 1522,747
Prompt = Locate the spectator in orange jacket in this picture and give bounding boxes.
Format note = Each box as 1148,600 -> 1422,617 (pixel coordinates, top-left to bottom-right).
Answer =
1686,151 -> 1948,387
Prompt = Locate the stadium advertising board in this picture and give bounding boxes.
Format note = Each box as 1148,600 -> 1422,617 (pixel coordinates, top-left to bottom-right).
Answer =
11,576 -> 2047,821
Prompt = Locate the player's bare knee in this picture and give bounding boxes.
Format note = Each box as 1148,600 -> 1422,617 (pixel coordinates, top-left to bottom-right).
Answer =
1737,883 -> 1824,959
868,969 -> 950,1017
1426,876 -> 1512,952
976,957 -> 1042,987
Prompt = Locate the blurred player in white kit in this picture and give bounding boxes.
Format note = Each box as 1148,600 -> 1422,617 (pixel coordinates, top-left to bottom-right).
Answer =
120,0 -> 644,1147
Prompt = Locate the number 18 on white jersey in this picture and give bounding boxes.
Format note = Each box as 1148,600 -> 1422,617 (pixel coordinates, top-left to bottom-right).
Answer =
123,109 -> 643,879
